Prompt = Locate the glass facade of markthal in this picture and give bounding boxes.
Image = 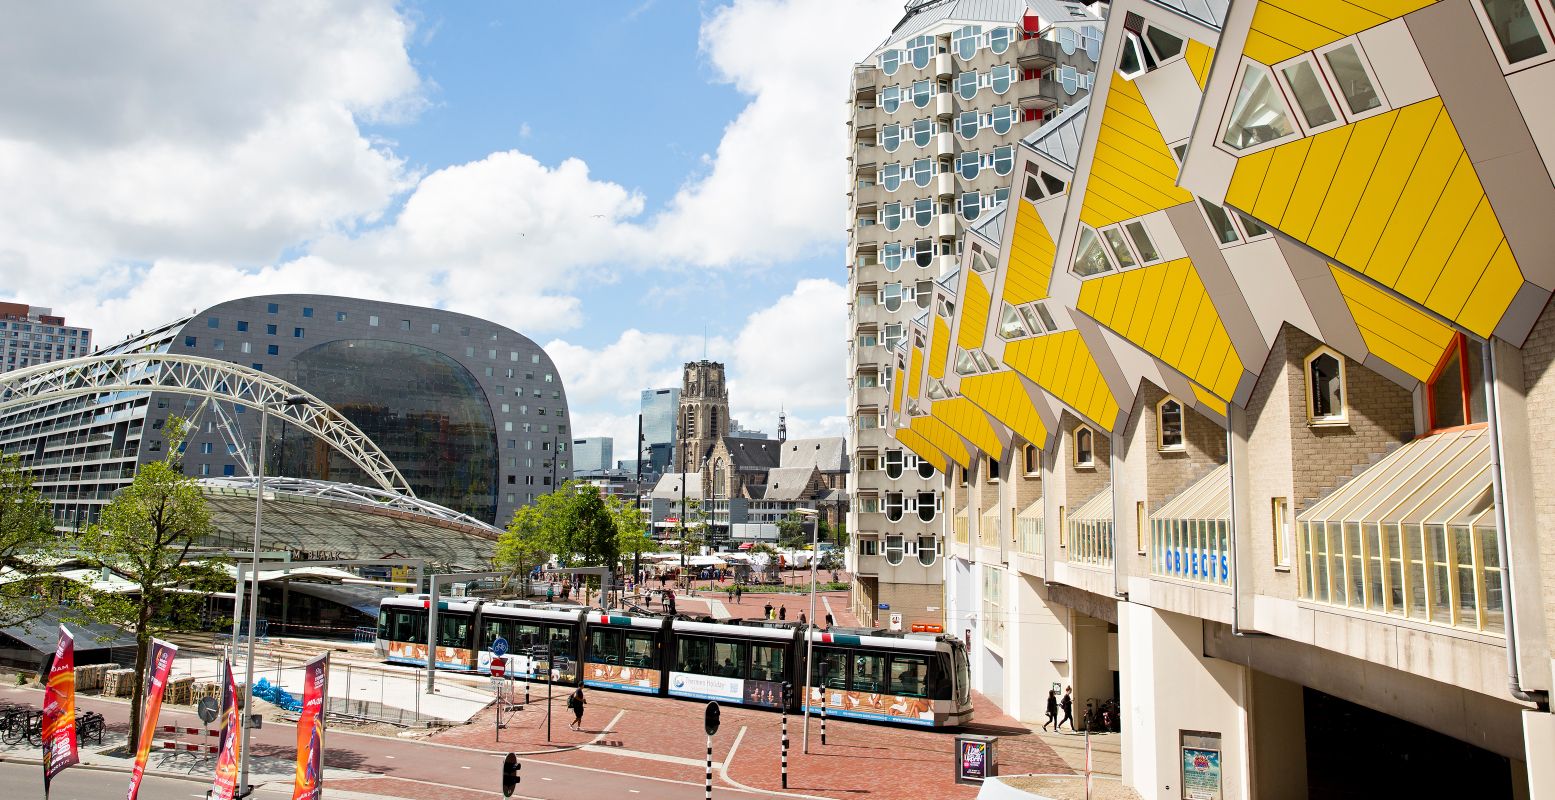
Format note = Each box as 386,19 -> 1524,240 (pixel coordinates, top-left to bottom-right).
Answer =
0,294 -> 573,572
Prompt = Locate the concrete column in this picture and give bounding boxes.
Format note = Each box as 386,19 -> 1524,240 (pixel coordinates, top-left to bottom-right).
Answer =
1119,603 -> 1250,799
1525,710 -> 1555,799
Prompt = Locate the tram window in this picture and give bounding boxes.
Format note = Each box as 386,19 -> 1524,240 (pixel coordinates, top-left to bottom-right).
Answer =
590,629 -> 622,663
482,619 -> 541,651
678,635 -> 713,673
384,609 -> 422,642
749,644 -> 786,682
812,647 -> 849,690
624,631 -> 657,668
438,614 -> 472,649
852,653 -> 887,693
545,624 -> 574,656
888,654 -> 929,697
713,641 -> 747,678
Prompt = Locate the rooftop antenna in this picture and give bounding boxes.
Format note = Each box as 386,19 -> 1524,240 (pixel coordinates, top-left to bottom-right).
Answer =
702,323 -> 708,360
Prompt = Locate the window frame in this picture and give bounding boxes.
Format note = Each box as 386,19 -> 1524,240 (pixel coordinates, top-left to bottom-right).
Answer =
1303,346 -> 1349,427
1073,425 -> 1096,469
1156,396 -> 1186,452
1216,59 -> 1301,156
1314,38 -> 1390,123
1023,444 -> 1040,476
1272,496 -> 1292,570
1469,0 -> 1555,73
1273,52 -> 1345,136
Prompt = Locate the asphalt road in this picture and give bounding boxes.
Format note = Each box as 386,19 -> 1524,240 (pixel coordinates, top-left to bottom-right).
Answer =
0,685 -> 782,800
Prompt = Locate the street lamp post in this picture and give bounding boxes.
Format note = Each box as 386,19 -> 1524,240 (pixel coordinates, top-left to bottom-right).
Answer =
238,393 -> 306,797
795,507 -> 820,753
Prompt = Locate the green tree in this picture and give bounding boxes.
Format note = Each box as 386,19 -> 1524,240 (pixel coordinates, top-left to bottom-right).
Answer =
74,418 -> 222,753
0,453 -> 64,627
495,504 -> 549,596
673,499 -> 708,586
748,542 -> 779,583
775,512 -> 809,550
831,519 -> 850,549
819,548 -> 846,580
605,494 -> 653,570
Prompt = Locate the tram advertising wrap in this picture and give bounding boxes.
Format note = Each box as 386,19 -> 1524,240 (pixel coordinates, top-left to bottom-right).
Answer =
808,686 -> 936,725
583,663 -> 660,693
667,673 -> 786,709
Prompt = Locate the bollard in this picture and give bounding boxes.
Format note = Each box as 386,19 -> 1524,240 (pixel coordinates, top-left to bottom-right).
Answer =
705,737 -> 713,800
821,699 -> 827,746
525,680 -> 531,706
781,707 -> 789,788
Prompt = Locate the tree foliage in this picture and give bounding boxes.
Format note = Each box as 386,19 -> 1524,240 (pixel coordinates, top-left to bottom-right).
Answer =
0,453 -> 67,627
73,418 -> 223,752
776,511 -> 809,550
495,481 -> 642,590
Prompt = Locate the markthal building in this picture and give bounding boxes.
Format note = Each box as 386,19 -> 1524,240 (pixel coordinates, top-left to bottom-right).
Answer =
0,295 -> 572,637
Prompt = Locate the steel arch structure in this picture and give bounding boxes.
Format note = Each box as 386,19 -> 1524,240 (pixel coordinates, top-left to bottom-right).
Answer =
0,353 -> 414,496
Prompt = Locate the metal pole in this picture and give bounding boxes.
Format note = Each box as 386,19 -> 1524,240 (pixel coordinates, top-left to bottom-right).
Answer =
237,404 -> 268,797
705,734 -> 713,800
426,575 -> 438,694
546,663 -> 553,742
802,510 -> 819,753
821,696 -> 827,746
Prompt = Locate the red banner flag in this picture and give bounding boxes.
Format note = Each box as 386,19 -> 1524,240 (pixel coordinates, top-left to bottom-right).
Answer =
127,639 -> 178,800
292,653 -> 328,800
41,625 -> 79,797
209,658 -> 241,800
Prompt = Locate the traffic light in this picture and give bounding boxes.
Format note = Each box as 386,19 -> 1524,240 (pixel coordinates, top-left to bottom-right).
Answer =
704,701 -> 721,736
502,752 -> 520,797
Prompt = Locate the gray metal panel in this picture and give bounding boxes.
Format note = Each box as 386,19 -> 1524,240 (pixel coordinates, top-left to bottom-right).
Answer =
971,203 -> 1009,243
1022,98 -> 1090,169
1144,0 -> 1228,29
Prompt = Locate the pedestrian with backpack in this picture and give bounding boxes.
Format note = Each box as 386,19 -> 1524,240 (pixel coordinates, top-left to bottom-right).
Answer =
567,687 -> 586,730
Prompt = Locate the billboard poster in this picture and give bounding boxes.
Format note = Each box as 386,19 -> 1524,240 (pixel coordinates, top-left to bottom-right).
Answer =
959,739 -> 989,782
41,625 -> 79,798
127,638 -> 178,800
805,686 -> 935,725
385,640 -> 472,670
209,659 -> 241,800
292,654 -> 328,800
583,662 -> 660,694
740,679 -> 785,709
668,672 -> 744,703
1180,730 -> 1223,800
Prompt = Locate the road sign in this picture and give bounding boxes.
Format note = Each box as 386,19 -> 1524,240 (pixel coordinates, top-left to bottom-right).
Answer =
490,657 -> 507,678
704,701 -> 721,736
196,697 -> 219,724
490,637 -> 509,657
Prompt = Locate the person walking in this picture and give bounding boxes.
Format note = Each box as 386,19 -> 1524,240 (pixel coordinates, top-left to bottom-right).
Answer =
763,602 -> 774,621
1043,689 -> 1059,731
667,590 -> 677,616
567,686 -> 586,730
546,583 -> 555,603
1058,686 -> 1074,731
562,580 -> 572,600
824,612 -> 834,629
778,605 -> 787,621
734,585 -> 742,604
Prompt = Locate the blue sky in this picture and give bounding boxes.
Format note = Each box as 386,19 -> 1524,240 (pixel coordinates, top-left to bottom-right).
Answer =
0,0 -> 899,450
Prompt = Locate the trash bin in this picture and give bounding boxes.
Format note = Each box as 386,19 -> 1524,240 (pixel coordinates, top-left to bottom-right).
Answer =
954,733 -> 997,785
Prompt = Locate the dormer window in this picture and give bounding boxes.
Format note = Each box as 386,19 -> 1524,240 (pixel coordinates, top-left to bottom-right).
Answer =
1156,397 -> 1185,452
1073,425 -> 1095,468
1304,347 -> 1348,426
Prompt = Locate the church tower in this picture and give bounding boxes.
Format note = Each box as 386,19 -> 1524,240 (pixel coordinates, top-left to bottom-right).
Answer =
678,360 -> 729,472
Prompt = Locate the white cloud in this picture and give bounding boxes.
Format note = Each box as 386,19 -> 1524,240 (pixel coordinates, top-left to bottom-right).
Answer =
553,278 -> 848,459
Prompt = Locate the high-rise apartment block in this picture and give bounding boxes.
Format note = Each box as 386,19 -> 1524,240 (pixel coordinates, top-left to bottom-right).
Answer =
846,0 -> 1103,627
0,302 -> 92,373
639,387 -> 680,477
571,437 -> 613,473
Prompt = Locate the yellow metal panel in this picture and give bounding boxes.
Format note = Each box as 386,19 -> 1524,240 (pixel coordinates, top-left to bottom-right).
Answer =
960,372 -> 1048,449
1364,112 -> 1463,287
911,414 -> 971,469
1251,137 -> 1312,226
1261,0 -> 1388,33
1080,73 -> 1193,229
1251,4 -> 1346,54
958,274 -> 992,351
1001,331 -> 1119,431
892,366 -> 905,412
1094,269 -> 1124,323
1142,261 -> 1187,355
1306,111 -> 1396,255
1185,40 -> 1215,89
1191,383 -> 1228,417
1334,100 -> 1441,270
1214,353 -> 1245,400
934,397 -> 1003,459
1130,265 -> 1168,344
1225,148 -> 1273,213
1281,125 -> 1353,243
1242,29 -> 1302,65
1424,198 -> 1504,321
1004,199 -> 1056,305
929,318 -> 951,381
1394,156 -> 1485,304
894,426 -> 948,474
1112,269 -> 1147,341
1331,266 -> 1455,382
1458,241 -> 1522,338
1161,274 -> 1203,368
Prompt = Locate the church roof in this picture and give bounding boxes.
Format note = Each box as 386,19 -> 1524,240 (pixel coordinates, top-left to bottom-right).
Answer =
778,437 -> 848,473
649,473 -> 704,501
722,437 -> 782,470
760,467 -> 823,501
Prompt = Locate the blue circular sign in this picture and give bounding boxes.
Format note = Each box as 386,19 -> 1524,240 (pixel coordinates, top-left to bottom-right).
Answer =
490,637 -> 509,657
